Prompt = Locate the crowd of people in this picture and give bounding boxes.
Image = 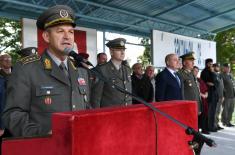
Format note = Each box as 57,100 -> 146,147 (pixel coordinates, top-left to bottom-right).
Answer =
0,4 -> 235,155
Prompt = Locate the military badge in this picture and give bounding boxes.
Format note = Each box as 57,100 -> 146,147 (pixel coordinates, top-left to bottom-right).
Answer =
44,58 -> 52,70
77,78 -> 86,85
120,41 -> 125,46
44,96 -> 52,105
60,9 -> 68,18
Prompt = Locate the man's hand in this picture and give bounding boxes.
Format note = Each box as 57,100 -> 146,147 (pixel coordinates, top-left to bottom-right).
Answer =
48,130 -> 52,135
0,129 -> 5,136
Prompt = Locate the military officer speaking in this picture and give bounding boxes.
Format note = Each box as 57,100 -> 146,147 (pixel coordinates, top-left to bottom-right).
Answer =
2,5 -> 90,137
90,38 -> 132,108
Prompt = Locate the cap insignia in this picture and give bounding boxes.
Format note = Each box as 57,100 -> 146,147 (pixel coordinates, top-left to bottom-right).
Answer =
60,9 -> 69,18
32,48 -> 36,54
120,41 -> 125,46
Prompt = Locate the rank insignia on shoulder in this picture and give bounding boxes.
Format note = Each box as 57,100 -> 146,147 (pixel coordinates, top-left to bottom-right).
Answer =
44,58 -> 52,70
77,77 -> 86,85
20,54 -> 41,65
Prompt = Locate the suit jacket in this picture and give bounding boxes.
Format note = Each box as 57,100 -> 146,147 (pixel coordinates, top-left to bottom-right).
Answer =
2,51 -> 90,137
131,74 -> 153,104
90,60 -> 132,108
221,72 -> 235,98
155,68 -> 183,101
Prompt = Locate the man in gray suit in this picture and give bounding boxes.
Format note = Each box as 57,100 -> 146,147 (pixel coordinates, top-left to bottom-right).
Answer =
221,63 -> 235,127
2,5 -> 90,137
91,38 -> 132,108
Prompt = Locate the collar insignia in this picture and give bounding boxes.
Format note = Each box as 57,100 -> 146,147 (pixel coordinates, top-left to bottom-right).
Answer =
44,58 -> 52,70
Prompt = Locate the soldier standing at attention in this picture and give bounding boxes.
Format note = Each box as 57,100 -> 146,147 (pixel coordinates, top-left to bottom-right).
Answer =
178,52 -> 202,114
91,38 -> 132,108
2,5 -> 90,137
178,52 -> 203,155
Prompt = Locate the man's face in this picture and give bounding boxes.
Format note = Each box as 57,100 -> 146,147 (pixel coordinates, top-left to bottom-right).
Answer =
145,67 -> 155,79
183,59 -> 194,70
98,54 -> 107,64
214,66 -> 220,72
167,54 -> 180,70
206,62 -> 213,68
43,24 -> 74,57
133,63 -> 143,76
110,48 -> 125,61
223,66 -> 230,73
1,55 -> 12,69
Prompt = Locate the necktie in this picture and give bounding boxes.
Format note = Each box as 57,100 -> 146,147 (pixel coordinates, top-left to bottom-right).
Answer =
59,62 -> 69,78
174,72 -> 181,86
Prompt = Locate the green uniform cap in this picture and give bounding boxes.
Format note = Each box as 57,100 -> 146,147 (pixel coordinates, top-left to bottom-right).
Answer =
106,38 -> 127,49
180,52 -> 195,60
18,47 -> 37,57
36,5 -> 76,30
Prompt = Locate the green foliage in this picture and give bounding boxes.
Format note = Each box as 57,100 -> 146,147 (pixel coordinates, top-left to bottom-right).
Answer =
215,28 -> 235,64
137,38 -> 151,68
0,17 -> 21,64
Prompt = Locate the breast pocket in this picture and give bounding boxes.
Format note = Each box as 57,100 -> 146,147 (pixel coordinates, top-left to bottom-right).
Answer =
33,86 -> 63,112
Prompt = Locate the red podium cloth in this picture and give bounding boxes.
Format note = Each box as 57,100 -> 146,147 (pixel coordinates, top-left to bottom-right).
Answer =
2,101 -> 197,155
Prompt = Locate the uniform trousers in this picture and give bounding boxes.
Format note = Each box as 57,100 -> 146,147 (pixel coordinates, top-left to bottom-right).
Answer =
222,98 -> 235,125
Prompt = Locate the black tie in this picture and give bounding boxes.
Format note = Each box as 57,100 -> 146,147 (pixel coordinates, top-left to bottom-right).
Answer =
59,62 -> 69,78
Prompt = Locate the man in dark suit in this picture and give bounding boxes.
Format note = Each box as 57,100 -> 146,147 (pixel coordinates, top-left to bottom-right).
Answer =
2,5 -> 90,137
90,38 -> 132,108
131,63 -> 153,104
155,53 -> 183,101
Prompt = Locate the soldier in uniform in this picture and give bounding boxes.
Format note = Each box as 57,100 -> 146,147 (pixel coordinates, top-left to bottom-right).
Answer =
178,52 -> 202,113
178,52 -> 203,155
2,5 -> 90,137
221,63 -> 235,127
90,38 -> 132,108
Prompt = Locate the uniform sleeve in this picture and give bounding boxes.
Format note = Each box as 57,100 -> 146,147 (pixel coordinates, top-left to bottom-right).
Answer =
90,67 -> 104,108
2,63 -> 42,137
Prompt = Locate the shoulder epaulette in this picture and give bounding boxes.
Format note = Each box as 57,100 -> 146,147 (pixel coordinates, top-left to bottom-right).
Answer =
19,54 -> 41,65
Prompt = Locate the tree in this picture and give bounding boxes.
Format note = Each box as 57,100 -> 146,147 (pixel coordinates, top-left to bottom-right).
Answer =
137,38 -> 151,68
0,17 -> 21,64
215,28 -> 235,64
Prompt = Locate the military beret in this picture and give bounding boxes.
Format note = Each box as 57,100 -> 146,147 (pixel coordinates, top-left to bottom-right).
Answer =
179,52 -> 195,60
18,47 -> 37,57
205,58 -> 213,64
106,38 -> 126,49
36,5 -> 76,30
78,53 -> 89,59
223,63 -> 230,67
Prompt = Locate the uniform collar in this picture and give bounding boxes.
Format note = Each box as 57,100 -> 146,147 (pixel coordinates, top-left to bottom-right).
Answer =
47,50 -> 68,70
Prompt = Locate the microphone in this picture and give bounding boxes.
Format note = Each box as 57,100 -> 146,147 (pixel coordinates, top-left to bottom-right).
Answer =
63,48 -> 94,67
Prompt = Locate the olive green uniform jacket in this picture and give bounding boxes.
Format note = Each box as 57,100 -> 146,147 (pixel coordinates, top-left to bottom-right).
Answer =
178,69 -> 202,114
90,60 -> 132,108
2,51 -> 90,137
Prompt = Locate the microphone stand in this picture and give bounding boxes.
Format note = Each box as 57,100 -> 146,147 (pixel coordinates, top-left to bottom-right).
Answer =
80,62 -> 216,154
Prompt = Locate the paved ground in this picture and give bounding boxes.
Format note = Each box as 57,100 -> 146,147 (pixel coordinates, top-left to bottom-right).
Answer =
201,125 -> 235,155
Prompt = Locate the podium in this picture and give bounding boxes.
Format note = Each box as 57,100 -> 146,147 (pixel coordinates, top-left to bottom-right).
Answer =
2,101 -> 197,155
